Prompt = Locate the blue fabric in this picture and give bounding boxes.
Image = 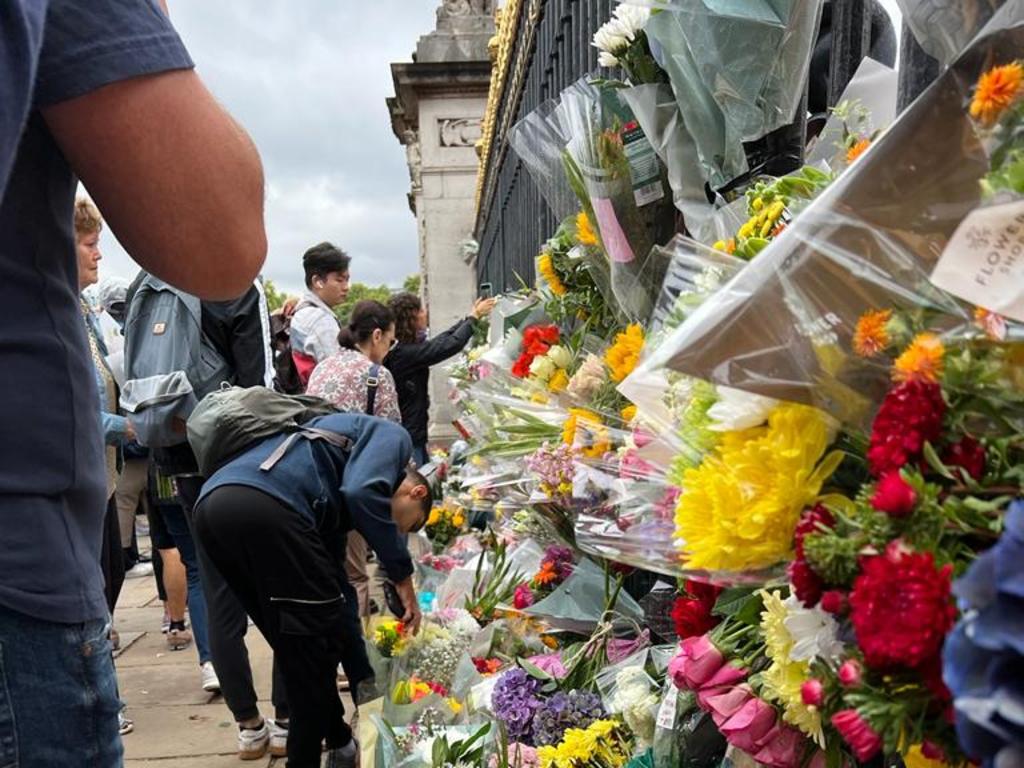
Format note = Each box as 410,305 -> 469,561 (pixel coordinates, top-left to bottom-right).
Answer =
201,413 -> 415,582
0,1 -> 46,198
161,500 -> 211,665
0,601 -> 122,767
0,0 -> 192,624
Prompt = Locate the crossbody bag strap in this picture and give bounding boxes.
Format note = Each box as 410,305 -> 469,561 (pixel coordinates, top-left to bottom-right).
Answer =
365,364 -> 380,416
259,427 -> 354,472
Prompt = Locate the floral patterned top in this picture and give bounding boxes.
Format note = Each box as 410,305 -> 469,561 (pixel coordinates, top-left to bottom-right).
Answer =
307,348 -> 401,423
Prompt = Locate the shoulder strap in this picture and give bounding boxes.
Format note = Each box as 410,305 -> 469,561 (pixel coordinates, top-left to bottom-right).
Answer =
258,427 -> 353,472
365,364 -> 380,415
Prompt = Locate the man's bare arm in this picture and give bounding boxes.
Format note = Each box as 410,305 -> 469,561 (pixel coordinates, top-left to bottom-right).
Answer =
43,68 -> 266,300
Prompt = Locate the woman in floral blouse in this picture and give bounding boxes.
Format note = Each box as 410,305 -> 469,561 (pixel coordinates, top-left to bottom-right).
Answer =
307,300 -> 401,422
307,299 -> 401,618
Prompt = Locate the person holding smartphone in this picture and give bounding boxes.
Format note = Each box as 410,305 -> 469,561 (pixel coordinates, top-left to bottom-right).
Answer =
384,292 -> 496,466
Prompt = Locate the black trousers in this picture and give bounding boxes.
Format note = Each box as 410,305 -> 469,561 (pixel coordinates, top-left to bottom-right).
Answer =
176,476 -> 290,723
194,485 -> 360,768
100,496 -> 125,615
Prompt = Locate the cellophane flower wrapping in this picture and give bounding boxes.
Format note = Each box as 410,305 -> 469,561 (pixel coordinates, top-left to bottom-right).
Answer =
646,11 -> 1024,431
625,0 -> 825,188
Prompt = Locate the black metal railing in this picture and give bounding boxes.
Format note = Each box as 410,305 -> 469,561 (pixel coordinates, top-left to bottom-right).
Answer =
473,0 -> 917,289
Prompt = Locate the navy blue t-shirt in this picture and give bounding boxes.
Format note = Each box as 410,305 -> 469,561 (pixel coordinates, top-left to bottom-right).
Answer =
0,0 -> 193,623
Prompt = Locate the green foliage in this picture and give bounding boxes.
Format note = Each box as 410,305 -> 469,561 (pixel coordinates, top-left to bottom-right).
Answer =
402,273 -> 422,295
333,282 -> 393,325
261,278 -> 292,313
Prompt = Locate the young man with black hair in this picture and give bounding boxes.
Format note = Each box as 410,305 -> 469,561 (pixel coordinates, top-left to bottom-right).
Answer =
290,241 -> 351,385
193,414 -> 428,768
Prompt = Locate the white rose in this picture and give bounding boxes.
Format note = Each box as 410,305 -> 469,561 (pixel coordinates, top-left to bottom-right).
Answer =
546,344 -> 572,370
706,386 -> 778,432
529,355 -> 556,382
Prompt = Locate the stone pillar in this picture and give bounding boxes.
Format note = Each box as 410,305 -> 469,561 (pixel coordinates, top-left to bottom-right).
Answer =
388,1 -> 493,446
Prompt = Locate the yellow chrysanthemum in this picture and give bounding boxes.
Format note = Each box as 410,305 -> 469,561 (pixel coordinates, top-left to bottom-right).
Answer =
846,137 -> 871,164
852,308 -> 892,357
604,324 -> 645,382
675,403 -> 842,571
621,403 -> 637,423
563,408 -> 610,458
893,332 -> 944,383
970,61 -> 1024,125
903,744 -> 950,768
426,507 -> 442,527
576,211 -> 600,247
548,368 -> 570,393
537,745 -> 559,768
537,252 -> 568,296
760,591 -> 824,746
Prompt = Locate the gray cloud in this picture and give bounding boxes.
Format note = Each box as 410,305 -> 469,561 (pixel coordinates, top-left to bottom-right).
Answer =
96,0 -> 437,295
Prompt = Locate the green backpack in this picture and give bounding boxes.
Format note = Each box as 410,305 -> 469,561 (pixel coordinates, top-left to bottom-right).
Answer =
186,386 -> 346,477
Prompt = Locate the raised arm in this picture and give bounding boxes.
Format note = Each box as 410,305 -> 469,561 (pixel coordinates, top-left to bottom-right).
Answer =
42,69 -> 266,301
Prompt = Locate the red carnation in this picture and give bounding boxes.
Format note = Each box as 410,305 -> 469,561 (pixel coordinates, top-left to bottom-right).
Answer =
820,590 -> 848,615
871,472 -> 917,517
672,580 -> 722,639
789,505 -> 834,606
867,380 -> 945,477
512,353 -> 533,378
943,436 -> 986,481
849,541 -> 956,669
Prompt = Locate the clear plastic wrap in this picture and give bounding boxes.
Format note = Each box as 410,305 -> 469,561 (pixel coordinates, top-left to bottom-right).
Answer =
645,10 -> 1024,429
632,0 -> 825,187
521,556 -> 644,632
595,648 -> 661,750
895,0 -> 1008,67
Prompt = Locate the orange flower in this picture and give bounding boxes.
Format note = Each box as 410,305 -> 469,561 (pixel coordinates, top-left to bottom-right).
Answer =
533,561 -> 558,586
970,61 -> 1024,125
893,333 -> 945,383
846,138 -> 871,164
576,211 -> 600,247
853,309 -> 892,357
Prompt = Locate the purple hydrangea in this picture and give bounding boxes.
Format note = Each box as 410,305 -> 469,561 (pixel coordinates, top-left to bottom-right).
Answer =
492,668 -> 544,743
530,689 -> 606,746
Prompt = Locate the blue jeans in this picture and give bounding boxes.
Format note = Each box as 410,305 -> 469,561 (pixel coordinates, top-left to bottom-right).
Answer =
162,501 -> 212,665
0,603 -> 122,767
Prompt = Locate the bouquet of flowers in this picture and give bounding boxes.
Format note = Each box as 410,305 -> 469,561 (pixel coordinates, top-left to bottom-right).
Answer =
374,618 -> 408,659
536,719 -> 635,768
426,502 -> 468,553
514,546 -> 576,610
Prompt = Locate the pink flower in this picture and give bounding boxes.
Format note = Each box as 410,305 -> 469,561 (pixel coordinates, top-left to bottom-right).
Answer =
801,679 -> 824,707
718,697 -> 778,753
699,684 -> 753,726
633,427 -> 654,448
838,659 -> 863,687
752,724 -> 806,768
526,653 -> 567,679
668,635 -> 725,690
513,583 -> 534,609
831,709 -> 883,762
701,663 -> 748,690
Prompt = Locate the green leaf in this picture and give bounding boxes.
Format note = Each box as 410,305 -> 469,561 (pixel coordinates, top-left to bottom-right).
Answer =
922,441 -> 956,480
711,586 -> 758,619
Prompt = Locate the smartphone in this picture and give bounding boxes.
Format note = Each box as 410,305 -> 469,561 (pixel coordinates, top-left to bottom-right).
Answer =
478,282 -> 493,300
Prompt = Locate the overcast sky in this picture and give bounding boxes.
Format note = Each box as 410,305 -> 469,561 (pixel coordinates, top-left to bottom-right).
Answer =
95,0 -> 439,296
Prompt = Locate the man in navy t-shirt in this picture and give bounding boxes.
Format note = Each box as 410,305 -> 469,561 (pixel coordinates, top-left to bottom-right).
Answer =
0,1 -> 266,764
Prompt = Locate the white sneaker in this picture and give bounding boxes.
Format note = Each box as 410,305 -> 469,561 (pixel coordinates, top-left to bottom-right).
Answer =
237,720 -> 269,761
125,561 -> 154,579
200,661 -> 221,693
267,718 -> 288,758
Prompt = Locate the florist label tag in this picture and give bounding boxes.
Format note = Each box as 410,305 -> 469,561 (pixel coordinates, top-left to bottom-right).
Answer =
930,200 -> 1024,322
655,691 -> 678,730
